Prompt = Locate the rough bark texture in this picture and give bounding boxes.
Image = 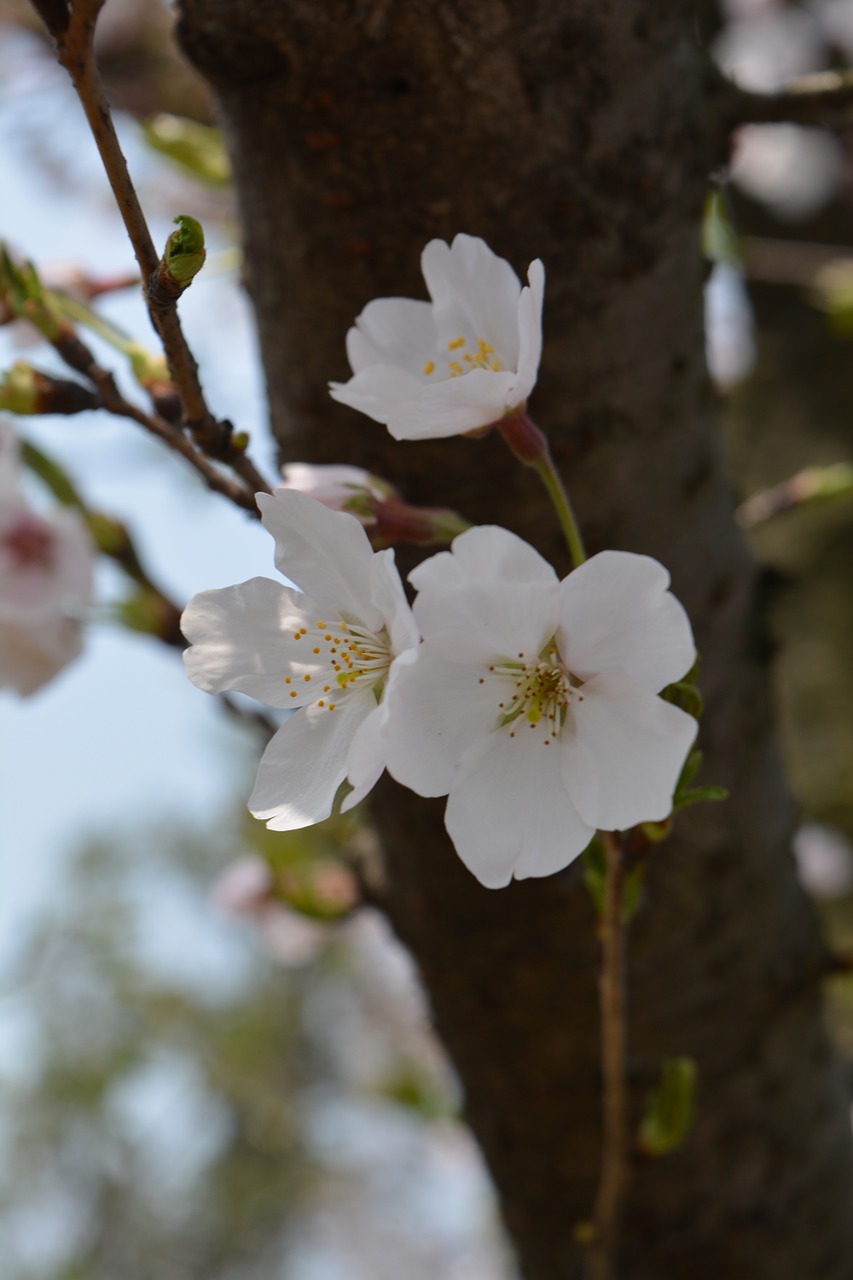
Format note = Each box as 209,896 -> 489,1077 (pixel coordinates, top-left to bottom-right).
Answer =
177,3 -> 853,1277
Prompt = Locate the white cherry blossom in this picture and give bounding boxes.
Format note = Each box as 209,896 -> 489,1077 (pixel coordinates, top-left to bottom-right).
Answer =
384,527 -> 698,888
329,233 -> 544,440
0,427 -> 94,696
181,489 -> 419,830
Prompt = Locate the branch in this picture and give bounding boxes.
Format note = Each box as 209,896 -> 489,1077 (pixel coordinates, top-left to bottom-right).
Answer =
587,831 -> 630,1280
715,65 -> 853,141
29,0 -> 272,501
49,317 -> 262,514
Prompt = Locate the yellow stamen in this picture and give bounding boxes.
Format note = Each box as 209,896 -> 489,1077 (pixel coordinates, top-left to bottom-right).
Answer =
448,336 -> 466,350
423,360 -> 436,375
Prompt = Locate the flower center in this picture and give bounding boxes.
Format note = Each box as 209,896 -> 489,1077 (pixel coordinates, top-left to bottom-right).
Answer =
488,643 -> 584,746
423,336 -> 504,380
3,515 -> 55,571
285,616 -> 393,710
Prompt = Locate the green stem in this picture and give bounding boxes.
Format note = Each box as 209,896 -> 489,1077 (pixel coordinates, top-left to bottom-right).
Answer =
533,451 -> 587,567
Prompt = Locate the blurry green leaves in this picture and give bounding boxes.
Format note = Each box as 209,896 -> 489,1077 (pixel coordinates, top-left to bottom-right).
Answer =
142,114 -> 232,187
248,813 -> 362,923
638,1057 -> 697,1158
703,189 -> 741,268
812,258 -> 853,337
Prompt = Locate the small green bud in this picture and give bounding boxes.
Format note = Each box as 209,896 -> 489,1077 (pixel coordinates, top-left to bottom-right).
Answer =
126,342 -> 170,387
86,513 -> 131,559
638,1057 -> 697,1157
116,589 -> 182,645
231,431 -> 250,452
0,362 -> 40,414
163,214 -> 206,286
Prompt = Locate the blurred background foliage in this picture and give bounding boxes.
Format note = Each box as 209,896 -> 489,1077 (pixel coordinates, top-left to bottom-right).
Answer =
2,0 -> 853,1275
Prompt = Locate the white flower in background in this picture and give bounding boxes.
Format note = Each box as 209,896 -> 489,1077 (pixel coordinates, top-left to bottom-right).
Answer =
182,489 -> 419,830
704,261 -> 756,390
329,233 -> 545,440
278,462 -> 392,517
384,527 -> 697,888
0,427 -> 94,696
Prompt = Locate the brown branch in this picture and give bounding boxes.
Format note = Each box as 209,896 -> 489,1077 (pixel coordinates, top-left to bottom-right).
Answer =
587,831 -> 630,1280
46,320 -> 262,515
715,66 -> 853,143
31,0 -> 272,501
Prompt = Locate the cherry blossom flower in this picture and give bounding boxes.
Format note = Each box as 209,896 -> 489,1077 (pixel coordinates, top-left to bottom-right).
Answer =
384,527 -> 698,888
279,462 -> 392,516
181,489 -> 420,830
0,428 -> 94,696
329,233 -> 545,440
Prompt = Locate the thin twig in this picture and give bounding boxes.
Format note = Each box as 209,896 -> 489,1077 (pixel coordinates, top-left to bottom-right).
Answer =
45,320 -> 261,514
587,830 -> 629,1280
32,0 -> 272,501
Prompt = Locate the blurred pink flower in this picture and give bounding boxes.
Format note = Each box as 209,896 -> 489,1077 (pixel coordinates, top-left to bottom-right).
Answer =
278,463 -> 393,517
0,427 -> 94,696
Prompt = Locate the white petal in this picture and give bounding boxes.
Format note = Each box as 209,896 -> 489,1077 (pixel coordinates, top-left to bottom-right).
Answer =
329,363 -> 428,429
181,578 -> 331,707
256,490 -> 381,629
445,729 -> 594,888
410,524 -> 558,594
558,551 -> 696,691
249,690 -> 374,830
344,297 -> 437,374
369,549 -> 420,653
384,646 -> 498,797
560,673 -> 698,830
513,259 -> 545,405
342,701 -> 387,810
386,368 -> 517,440
413,581 -> 559,666
422,235 -> 522,368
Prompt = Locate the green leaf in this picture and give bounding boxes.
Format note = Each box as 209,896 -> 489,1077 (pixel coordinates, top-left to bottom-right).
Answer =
638,1057 -> 697,1157
142,114 -> 232,186
673,784 -> 728,812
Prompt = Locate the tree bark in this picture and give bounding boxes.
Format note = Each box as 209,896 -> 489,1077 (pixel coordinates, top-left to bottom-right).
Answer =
177,3 -> 853,1277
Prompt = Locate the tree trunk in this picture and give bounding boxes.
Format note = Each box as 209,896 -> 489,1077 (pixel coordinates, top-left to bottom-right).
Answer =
177,3 -> 853,1276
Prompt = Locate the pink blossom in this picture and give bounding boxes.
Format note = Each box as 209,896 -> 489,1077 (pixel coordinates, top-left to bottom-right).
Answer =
0,429 -> 94,696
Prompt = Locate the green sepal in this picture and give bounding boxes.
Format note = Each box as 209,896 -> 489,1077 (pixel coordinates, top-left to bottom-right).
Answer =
661,679 -> 703,720
638,1056 -> 697,1157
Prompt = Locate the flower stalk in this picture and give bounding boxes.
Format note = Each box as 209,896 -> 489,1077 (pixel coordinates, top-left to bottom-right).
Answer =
532,450 -> 587,568
588,829 -> 630,1280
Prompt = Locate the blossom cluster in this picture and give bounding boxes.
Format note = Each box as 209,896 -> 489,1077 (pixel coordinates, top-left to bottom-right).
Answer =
183,492 -> 696,888
182,235 -> 698,888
